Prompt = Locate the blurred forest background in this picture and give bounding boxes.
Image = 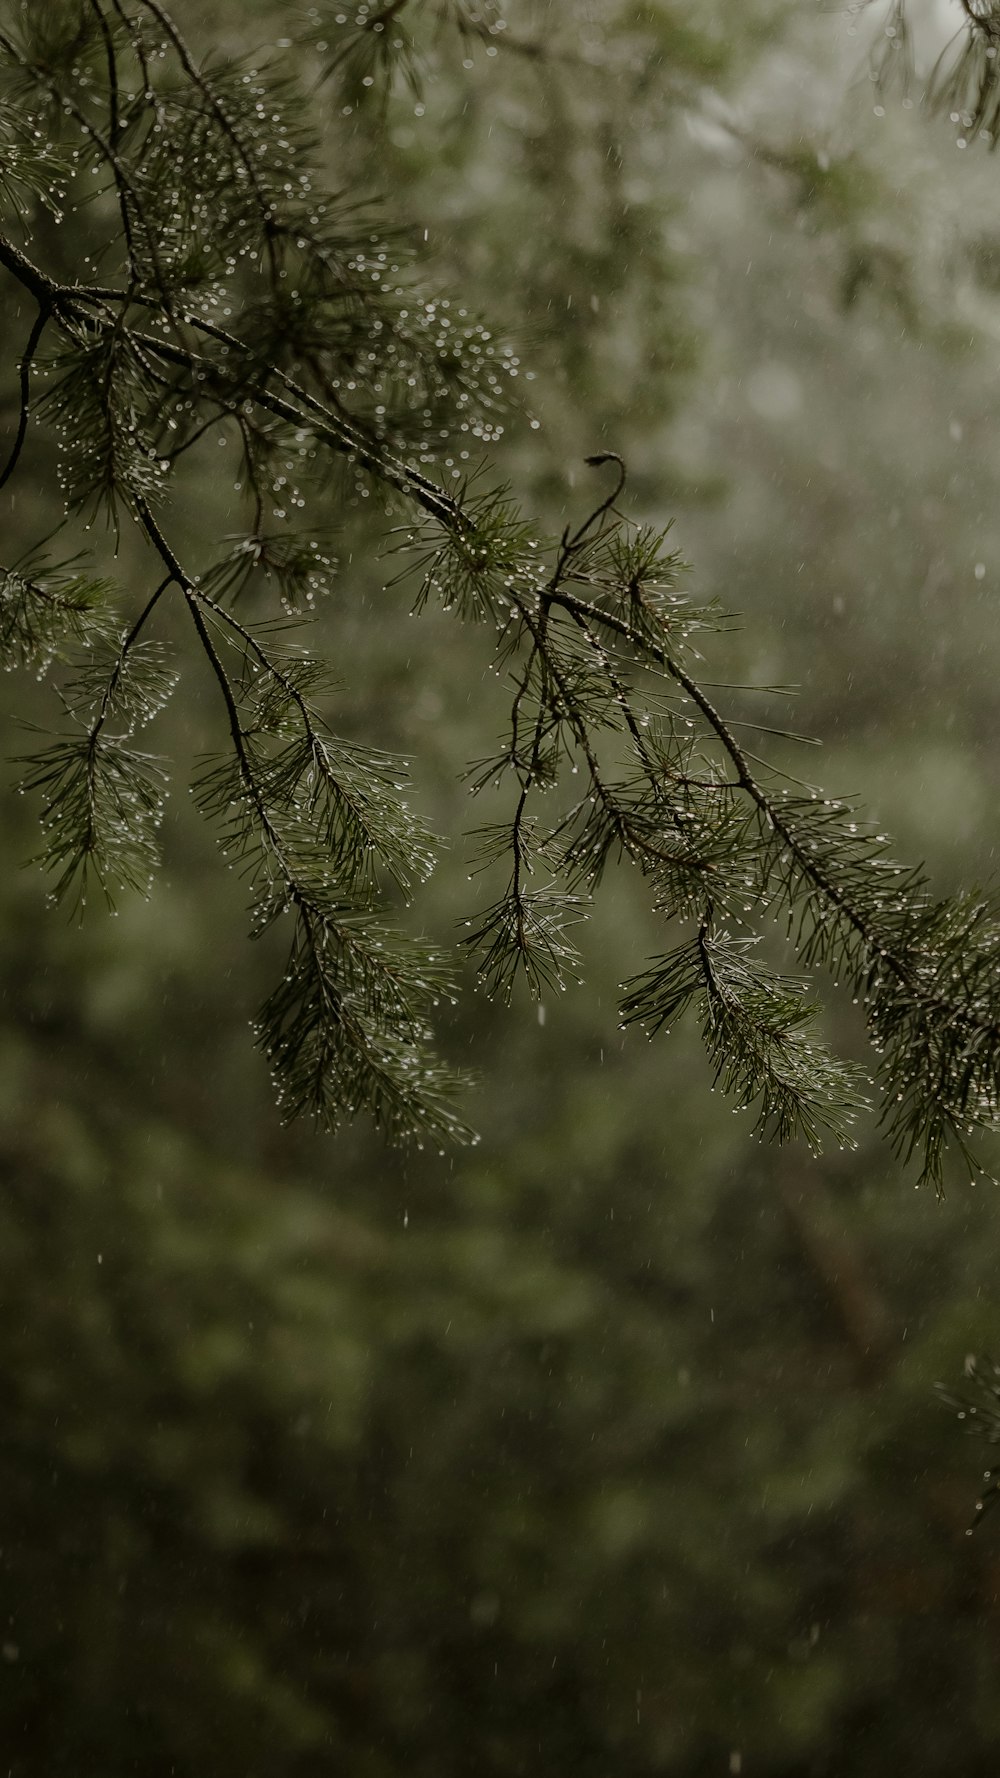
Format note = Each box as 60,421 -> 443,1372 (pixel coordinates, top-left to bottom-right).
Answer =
5,0 -> 1000,1771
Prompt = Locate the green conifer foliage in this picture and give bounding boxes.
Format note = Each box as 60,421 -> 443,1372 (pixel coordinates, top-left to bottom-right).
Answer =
1,0 -> 1000,1184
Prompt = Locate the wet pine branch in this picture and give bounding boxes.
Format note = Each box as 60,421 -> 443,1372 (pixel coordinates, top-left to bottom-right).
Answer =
1,2 -> 1000,1174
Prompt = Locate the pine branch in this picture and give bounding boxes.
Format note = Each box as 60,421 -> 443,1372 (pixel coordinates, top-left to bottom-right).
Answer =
865,0 -> 1000,142
119,493 -> 467,1144
2,2 -> 1000,1174
18,731 -> 168,910
622,919 -> 868,1151
0,558 -> 114,670
0,99 -> 72,218
425,462 -> 1000,1185
308,0 -> 585,100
